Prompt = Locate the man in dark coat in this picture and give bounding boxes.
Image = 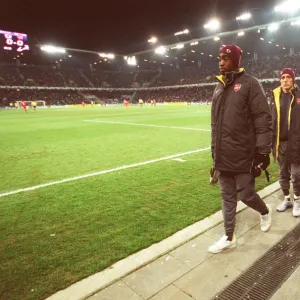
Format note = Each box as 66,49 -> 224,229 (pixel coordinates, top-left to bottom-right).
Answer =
209,45 -> 273,254
271,68 -> 300,217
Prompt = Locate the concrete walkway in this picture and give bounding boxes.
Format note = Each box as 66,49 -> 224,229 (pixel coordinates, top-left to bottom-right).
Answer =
85,189 -> 300,300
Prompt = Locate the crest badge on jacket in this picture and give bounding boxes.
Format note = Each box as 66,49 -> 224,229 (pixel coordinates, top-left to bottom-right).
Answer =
234,83 -> 241,92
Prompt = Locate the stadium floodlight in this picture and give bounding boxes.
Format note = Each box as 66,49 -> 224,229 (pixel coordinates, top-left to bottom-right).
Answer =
190,41 -> 199,46
148,36 -> 158,44
171,43 -> 184,49
209,54 -> 213,57
204,19 -> 220,31
214,36 -> 220,41
275,0 -> 300,13
268,23 -> 280,32
165,55 -> 169,57
260,37 -> 264,40
41,45 -> 66,54
191,50 -> 195,52
236,12 -> 251,21
174,29 -> 189,36
238,31 -> 245,37
99,53 -> 115,59
68,55 -> 72,58
124,56 -> 128,60
127,56 -> 137,66
154,46 -> 166,55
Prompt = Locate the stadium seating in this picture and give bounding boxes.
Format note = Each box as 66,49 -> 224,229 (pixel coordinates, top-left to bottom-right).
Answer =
0,52 -> 299,106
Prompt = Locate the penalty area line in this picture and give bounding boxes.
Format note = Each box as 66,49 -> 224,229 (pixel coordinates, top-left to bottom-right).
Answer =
0,147 -> 210,198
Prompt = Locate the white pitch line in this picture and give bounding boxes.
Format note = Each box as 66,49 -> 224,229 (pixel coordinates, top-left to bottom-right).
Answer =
84,120 -> 211,132
173,158 -> 186,162
0,147 -> 210,198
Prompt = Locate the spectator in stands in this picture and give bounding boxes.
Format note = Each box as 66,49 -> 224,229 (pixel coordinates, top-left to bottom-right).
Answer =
209,45 -> 272,254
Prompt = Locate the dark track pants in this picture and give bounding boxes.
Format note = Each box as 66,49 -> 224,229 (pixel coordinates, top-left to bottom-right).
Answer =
278,141 -> 300,197
217,171 -> 268,237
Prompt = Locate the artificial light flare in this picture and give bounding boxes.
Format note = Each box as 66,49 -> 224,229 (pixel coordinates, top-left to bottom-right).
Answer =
204,19 -> 221,31
236,12 -> 251,21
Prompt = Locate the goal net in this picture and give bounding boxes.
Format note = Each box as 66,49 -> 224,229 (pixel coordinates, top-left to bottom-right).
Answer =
16,100 -> 46,107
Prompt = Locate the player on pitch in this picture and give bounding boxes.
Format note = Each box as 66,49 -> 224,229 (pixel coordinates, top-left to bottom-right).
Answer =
209,45 -> 273,254
20,101 -> 28,113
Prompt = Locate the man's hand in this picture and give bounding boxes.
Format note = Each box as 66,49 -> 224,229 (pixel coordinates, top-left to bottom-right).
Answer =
210,167 -> 218,185
253,153 -> 270,170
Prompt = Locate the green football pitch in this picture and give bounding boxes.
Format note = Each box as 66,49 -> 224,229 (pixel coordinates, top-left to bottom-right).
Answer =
0,105 -> 278,300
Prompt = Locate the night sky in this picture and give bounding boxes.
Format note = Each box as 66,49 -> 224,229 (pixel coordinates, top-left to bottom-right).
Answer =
1,0 -> 277,53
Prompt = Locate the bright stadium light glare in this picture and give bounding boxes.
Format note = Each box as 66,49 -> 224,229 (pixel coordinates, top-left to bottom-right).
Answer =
238,31 -> 245,36
124,56 -> 128,60
148,37 -> 158,44
275,0 -> 300,13
171,43 -> 184,49
204,19 -> 220,31
68,55 -> 72,58
191,50 -> 195,52
127,56 -> 137,66
268,23 -> 280,32
236,12 -> 251,21
190,41 -> 198,46
154,46 -> 166,54
41,45 -> 66,54
291,19 -> 300,26
99,53 -> 115,59
214,36 -> 220,41
174,29 -> 189,36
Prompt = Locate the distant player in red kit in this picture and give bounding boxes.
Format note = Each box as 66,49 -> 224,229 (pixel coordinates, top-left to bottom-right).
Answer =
81,101 -> 86,108
153,99 -> 156,107
20,101 -> 27,113
123,99 -> 129,108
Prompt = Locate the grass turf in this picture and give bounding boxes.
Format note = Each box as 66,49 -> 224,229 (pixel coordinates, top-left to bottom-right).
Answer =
0,105 -> 278,300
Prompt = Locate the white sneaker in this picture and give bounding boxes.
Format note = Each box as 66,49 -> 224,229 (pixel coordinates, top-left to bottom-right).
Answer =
277,198 -> 293,212
292,199 -> 300,217
208,235 -> 237,254
260,204 -> 272,232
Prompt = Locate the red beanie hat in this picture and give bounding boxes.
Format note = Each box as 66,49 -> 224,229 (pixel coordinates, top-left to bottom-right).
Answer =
280,68 -> 295,82
219,45 -> 243,68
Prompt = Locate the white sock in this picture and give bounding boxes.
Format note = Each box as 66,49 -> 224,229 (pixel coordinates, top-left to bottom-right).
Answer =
285,195 -> 291,200
294,195 -> 300,201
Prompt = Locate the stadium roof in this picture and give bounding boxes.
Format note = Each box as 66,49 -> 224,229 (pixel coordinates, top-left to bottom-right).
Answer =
1,0 -> 300,70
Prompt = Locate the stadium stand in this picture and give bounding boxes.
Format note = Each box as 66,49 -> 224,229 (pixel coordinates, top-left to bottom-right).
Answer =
0,52 -> 300,107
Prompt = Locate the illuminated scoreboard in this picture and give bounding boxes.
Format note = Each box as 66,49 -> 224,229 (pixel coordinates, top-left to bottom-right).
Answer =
0,29 -> 30,52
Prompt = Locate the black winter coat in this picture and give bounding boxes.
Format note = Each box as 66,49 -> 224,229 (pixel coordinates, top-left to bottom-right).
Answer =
211,69 -> 272,173
271,85 -> 300,164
